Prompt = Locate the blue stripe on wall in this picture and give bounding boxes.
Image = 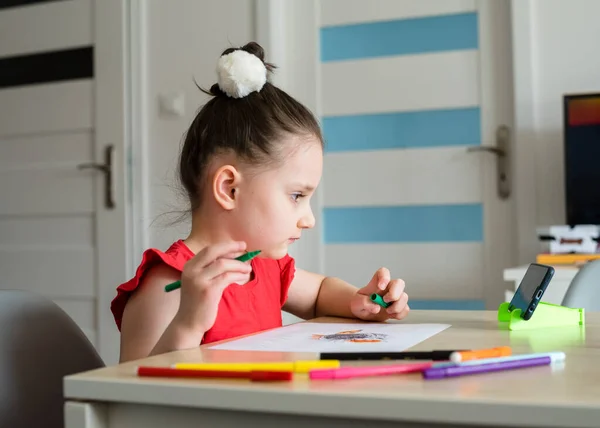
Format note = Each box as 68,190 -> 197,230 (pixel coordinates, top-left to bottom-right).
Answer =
323,204 -> 483,243
320,12 -> 478,62
323,107 -> 480,152
409,300 -> 485,310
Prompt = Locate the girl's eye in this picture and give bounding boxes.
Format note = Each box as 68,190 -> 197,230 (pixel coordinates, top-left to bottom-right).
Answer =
291,193 -> 304,202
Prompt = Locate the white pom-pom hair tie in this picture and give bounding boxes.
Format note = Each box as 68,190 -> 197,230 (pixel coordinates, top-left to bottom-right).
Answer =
216,50 -> 267,98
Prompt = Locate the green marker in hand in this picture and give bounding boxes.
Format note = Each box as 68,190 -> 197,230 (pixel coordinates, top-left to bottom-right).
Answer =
164,250 -> 261,292
370,293 -> 391,308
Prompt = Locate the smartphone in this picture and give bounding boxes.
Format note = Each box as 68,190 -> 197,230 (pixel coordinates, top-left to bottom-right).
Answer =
508,263 -> 555,320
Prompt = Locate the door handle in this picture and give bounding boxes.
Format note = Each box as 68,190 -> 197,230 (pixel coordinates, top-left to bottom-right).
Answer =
466,146 -> 505,156
77,144 -> 116,209
467,125 -> 510,199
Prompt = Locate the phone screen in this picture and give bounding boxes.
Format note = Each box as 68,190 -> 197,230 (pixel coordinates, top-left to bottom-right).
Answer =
509,263 -> 553,317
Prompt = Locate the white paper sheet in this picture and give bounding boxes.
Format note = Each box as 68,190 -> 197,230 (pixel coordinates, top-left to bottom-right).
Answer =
209,322 -> 450,352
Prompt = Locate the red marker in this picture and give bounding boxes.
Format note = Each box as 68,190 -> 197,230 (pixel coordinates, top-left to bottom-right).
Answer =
137,366 -> 292,382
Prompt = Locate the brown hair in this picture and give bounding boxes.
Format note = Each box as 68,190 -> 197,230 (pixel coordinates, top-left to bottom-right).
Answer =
178,41 -> 323,213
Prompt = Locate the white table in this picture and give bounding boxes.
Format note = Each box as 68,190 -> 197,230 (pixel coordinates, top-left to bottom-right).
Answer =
503,264 -> 579,304
64,311 -> 600,428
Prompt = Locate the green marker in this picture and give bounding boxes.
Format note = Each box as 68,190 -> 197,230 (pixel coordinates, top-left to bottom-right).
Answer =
164,281 -> 183,292
164,250 -> 261,292
370,293 -> 391,308
235,249 -> 261,263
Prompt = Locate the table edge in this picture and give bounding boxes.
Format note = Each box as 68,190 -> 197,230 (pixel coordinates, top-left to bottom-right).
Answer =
63,376 -> 599,428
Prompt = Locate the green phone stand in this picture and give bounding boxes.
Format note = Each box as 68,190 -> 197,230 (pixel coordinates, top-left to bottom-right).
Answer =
498,301 -> 585,331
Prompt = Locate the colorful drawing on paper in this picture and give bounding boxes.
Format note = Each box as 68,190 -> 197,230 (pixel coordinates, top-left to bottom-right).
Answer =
208,322 -> 451,353
311,329 -> 388,343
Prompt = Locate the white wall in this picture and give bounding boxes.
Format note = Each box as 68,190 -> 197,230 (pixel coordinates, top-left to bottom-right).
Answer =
513,0 -> 600,262
142,0 -> 255,251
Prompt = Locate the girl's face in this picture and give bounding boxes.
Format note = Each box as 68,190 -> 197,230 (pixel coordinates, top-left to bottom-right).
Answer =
232,136 -> 323,259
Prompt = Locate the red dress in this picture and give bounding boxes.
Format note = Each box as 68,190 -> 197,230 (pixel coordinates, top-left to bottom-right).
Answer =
110,240 -> 296,344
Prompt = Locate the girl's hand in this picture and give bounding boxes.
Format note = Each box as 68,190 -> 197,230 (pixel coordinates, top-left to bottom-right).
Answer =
174,241 -> 252,332
350,267 -> 410,321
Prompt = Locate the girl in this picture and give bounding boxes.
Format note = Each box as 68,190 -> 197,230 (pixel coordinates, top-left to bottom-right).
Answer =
112,42 -> 410,362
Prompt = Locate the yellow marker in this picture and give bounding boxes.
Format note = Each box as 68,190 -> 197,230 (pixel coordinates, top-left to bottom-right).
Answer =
173,360 -> 340,373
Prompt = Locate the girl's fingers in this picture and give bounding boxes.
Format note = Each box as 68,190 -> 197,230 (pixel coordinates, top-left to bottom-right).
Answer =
383,279 -> 406,303
202,257 -> 252,281
194,241 -> 247,269
391,304 -> 410,320
213,271 -> 253,290
385,292 -> 409,314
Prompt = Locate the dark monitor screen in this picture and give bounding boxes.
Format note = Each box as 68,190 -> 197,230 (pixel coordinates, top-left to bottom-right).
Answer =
564,93 -> 600,225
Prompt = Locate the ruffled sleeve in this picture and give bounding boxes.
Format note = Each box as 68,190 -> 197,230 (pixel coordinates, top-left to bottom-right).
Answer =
110,246 -> 187,331
277,254 -> 296,307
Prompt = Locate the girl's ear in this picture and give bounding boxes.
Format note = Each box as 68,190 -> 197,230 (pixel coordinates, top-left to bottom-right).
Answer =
212,164 -> 241,210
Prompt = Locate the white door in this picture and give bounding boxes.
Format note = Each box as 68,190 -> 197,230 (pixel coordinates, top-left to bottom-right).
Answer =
0,0 -> 129,365
269,0 -> 516,311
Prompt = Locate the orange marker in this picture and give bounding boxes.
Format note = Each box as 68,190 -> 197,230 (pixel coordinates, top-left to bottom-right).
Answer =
449,346 -> 511,363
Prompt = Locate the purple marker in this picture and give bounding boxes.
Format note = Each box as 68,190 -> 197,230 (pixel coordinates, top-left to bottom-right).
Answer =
423,356 -> 552,379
